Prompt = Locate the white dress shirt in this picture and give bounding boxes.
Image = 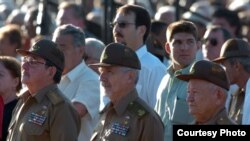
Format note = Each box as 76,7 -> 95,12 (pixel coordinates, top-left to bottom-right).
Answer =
58,61 -> 100,141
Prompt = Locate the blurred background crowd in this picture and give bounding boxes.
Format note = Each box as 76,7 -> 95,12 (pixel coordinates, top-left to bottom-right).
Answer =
1,0 -> 250,64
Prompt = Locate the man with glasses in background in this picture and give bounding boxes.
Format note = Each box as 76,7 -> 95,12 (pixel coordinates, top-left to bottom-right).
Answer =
7,39 -> 80,141
100,4 -> 166,111
202,25 -> 238,114
202,25 -> 232,60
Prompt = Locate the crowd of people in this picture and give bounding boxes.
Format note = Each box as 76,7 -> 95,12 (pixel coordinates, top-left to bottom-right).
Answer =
0,0 -> 249,141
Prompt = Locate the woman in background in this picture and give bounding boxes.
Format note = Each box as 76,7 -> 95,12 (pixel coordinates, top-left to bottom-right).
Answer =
0,56 -> 21,141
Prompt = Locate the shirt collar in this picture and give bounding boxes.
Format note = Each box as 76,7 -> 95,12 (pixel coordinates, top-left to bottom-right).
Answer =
102,89 -> 138,116
18,84 -> 58,103
63,61 -> 86,82
195,108 -> 227,125
33,84 -> 58,103
135,44 -> 147,59
167,62 -> 194,77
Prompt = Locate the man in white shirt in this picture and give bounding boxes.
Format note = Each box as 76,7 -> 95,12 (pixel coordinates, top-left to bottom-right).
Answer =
100,4 -> 166,110
52,24 -> 100,140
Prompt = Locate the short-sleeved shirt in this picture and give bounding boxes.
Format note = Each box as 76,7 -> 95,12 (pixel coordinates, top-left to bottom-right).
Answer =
58,61 -> 100,141
91,89 -> 164,141
7,84 -> 81,141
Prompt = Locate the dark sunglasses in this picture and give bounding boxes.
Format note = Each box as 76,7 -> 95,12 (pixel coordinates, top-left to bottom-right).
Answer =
202,38 -> 218,46
110,21 -> 135,28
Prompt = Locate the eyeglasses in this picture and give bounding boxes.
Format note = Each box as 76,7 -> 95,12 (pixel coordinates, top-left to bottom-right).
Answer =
110,21 -> 135,28
202,38 -> 218,46
22,56 -> 46,67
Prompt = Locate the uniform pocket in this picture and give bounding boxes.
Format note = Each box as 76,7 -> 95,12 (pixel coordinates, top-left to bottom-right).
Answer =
23,121 -> 45,135
23,113 -> 47,135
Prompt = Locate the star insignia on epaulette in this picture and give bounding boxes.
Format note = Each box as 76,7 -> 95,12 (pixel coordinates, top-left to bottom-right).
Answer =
137,109 -> 145,116
33,45 -> 41,51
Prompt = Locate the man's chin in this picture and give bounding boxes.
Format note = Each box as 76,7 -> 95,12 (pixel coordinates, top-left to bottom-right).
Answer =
115,38 -> 126,45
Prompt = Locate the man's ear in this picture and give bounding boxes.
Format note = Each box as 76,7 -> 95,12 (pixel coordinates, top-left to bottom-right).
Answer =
234,59 -> 242,71
79,46 -> 84,56
138,25 -> 146,37
48,66 -> 57,78
165,42 -> 171,54
215,88 -> 226,105
127,70 -> 137,83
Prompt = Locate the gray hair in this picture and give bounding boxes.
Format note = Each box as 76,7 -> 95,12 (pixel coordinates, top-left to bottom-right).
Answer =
121,67 -> 140,85
209,82 -> 228,102
53,24 -> 85,47
84,38 -> 105,60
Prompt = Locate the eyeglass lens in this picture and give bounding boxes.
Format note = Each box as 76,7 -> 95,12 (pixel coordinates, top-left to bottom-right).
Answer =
22,56 -> 46,66
110,22 -> 134,28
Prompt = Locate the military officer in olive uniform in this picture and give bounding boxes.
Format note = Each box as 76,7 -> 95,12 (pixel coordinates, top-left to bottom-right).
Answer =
90,43 -> 164,141
213,38 -> 250,124
7,39 -> 81,141
177,60 -> 236,125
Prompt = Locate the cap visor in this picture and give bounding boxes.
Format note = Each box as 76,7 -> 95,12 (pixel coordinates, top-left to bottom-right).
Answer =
16,49 -> 42,58
212,57 -> 226,63
16,49 -> 31,56
88,62 -> 112,67
176,74 -> 202,82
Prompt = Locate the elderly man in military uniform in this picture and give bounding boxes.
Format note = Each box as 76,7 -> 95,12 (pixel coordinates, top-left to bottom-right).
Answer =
213,38 -> 250,124
177,60 -> 236,125
7,39 -> 81,141
90,42 -> 164,141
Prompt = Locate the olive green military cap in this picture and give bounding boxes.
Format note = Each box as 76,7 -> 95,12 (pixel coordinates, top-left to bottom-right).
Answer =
177,60 -> 230,90
213,38 -> 250,62
90,42 -> 141,69
16,39 -> 65,72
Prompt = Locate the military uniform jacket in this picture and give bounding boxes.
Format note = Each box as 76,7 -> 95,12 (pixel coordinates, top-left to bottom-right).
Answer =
7,84 -> 81,141
194,108 -> 236,125
228,88 -> 244,124
91,89 -> 164,141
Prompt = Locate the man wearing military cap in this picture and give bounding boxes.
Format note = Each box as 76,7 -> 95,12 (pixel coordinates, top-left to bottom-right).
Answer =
89,42 -> 164,141
7,39 -> 81,141
177,60 -> 235,125
213,38 -> 250,124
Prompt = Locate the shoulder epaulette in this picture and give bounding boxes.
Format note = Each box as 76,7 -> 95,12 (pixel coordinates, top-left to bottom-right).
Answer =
47,90 -> 64,105
127,101 -> 148,118
216,116 -> 235,125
